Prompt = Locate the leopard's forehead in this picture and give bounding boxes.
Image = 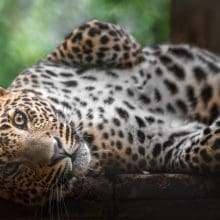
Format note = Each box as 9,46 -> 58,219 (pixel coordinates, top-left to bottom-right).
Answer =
0,90 -> 57,129
0,90 -> 52,111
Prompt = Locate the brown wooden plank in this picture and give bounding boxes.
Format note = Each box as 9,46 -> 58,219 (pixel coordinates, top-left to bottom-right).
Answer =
116,199 -> 220,220
0,174 -> 220,219
114,174 -> 220,200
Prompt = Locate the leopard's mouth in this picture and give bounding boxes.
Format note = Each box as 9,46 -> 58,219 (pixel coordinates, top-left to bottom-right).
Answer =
50,136 -> 91,178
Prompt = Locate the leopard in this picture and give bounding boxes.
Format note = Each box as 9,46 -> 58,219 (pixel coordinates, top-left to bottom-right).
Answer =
0,19 -> 220,206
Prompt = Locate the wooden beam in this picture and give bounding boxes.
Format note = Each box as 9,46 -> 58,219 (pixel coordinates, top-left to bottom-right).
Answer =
0,174 -> 220,219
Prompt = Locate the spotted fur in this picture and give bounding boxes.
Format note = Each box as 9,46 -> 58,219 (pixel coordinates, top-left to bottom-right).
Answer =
46,20 -> 143,68
1,20 -> 220,206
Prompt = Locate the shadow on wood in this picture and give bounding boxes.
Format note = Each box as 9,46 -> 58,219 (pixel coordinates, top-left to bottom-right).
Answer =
0,174 -> 220,219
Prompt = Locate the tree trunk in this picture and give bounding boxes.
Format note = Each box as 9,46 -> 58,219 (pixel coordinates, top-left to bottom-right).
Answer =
171,0 -> 220,53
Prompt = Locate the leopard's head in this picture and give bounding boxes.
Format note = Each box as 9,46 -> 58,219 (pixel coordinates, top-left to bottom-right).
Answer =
0,87 -> 90,206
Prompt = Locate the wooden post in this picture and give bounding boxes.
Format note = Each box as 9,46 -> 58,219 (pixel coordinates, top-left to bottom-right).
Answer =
171,0 -> 220,53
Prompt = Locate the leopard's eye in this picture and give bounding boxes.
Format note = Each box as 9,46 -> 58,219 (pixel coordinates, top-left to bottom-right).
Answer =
13,111 -> 27,129
3,162 -> 20,177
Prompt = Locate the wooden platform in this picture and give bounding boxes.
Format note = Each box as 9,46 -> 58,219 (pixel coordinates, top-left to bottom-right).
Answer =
1,174 -> 220,219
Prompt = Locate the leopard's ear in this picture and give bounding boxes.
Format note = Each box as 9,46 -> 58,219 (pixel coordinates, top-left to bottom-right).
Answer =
0,87 -> 10,97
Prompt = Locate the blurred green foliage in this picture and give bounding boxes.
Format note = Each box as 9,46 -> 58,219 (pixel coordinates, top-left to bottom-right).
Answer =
0,0 -> 170,88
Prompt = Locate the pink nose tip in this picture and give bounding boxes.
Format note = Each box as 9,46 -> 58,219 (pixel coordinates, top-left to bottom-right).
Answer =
50,137 -> 67,165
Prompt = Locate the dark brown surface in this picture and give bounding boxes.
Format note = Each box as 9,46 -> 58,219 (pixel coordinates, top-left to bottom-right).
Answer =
0,174 -> 220,219
171,0 -> 220,53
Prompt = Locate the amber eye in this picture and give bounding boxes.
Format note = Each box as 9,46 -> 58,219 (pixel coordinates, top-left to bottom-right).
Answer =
13,111 -> 27,129
4,162 -> 20,177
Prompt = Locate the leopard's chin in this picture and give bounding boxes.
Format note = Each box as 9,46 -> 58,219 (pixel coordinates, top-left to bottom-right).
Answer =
69,141 -> 91,177
62,141 -> 91,180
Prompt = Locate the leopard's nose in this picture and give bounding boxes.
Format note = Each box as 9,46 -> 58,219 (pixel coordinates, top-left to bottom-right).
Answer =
50,137 -> 67,165
54,137 -> 63,151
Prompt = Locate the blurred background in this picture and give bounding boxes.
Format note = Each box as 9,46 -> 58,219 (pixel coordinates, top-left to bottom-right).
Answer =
0,0 -> 170,87
1,0 -> 219,88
